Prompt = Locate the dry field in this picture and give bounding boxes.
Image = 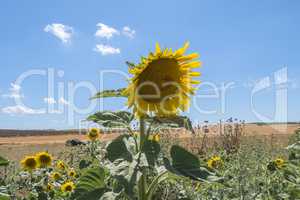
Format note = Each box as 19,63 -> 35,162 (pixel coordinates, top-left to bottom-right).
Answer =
0,124 -> 299,162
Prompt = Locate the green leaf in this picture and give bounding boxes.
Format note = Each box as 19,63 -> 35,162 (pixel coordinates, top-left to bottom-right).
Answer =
87,111 -> 134,128
106,135 -> 134,162
100,192 -> 120,200
144,140 -> 161,166
91,88 -> 127,99
145,116 -> 195,133
0,156 -> 9,167
0,186 -> 10,200
0,194 -> 10,200
164,145 -> 222,182
108,153 -> 147,198
74,167 -> 108,200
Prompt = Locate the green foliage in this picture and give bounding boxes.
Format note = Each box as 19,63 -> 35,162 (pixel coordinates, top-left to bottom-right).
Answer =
3,122 -> 300,200
144,140 -> 160,166
164,145 -> 222,182
0,156 -> 9,167
91,88 -> 127,99
105,135 -> 148,198
145,116 -> 195,133
87,111 -> 134,128
0,186 -> 9,200
73,167 -> 108,200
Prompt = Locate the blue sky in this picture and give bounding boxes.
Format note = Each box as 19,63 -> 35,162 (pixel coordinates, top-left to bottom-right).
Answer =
0,0 -> 299,129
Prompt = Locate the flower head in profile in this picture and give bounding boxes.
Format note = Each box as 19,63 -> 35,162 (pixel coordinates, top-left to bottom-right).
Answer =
56,160 -> 67,170
35,152 -> 52,168
207,156 -> 223,169
87,128 -> 100,141
123,42 -> 201,117
51,172 -> 61,181
20,156 -> 38,171
61,181 -> 75,193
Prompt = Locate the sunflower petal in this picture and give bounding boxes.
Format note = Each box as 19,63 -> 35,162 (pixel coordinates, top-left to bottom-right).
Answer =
155,43 -> 161,55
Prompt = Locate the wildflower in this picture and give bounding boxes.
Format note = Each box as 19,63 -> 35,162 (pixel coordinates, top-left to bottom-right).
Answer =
148,134 -> 160,142
87,128 -> 100,141
68,169 -> 76,178
51,172 -> 61,181
123,42 -> 201,117
20,156 -> 38,171
274,158 -> 285,169
207,156 -> 223,169
61,181 -> 75,193
56,160 -> 67,170
46,183 -> 54,192
35,152 -> 52,168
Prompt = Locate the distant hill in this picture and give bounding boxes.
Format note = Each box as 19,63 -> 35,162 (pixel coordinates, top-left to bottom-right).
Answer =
0,129 -> 84,137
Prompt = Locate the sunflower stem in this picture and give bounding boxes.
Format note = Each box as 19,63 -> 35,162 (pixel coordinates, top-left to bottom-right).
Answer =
138,117 -> 147,200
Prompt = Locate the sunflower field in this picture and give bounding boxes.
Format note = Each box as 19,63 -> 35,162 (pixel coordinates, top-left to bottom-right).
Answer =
1,43 -> 300,200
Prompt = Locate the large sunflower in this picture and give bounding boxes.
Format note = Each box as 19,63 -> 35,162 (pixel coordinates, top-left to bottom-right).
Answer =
124,42 -> 201,117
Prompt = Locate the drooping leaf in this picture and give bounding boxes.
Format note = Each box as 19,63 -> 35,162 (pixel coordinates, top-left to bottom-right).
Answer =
106,135 -> 135,162
91,88 -> 127,99
74,167 -> 108,200
0,156 -> 9,167
145,116 -> 195,134
87,111 -> 134,128
105,136 -> 149,198
108,153 -> 147,198
164,145 -> 222,182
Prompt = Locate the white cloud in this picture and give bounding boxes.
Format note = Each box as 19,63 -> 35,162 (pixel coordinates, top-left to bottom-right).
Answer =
44,23 -> 73,43
122,26 -> 136,39
2,83 -> 23,99
94,44 -> 120,55
44,97 -> 56,104
58,97 -> 69,105
95,23 -> 119,39
1,105 -> 44,115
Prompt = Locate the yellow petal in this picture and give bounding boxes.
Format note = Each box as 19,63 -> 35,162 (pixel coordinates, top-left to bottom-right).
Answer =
174,42 -> 190,57
189,72 -> 201,77
155,43 -> 161,55
177,53 -> 199,62
181,61 -> 201,69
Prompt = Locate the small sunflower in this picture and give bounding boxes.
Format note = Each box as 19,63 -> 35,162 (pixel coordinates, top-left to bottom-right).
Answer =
274,158 -> 285,169
87,128 -> 100,141
61,181 -> 75,193
35,152 -> 52,168
20,156 -> 38,171
51,172 -> 61,181
207,156 -> 223,169
68,169 -> 76,178
124,42 -> 201,117
148,134 -> 160,142
56,160 -> 67,170
46,183 -> 54,192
